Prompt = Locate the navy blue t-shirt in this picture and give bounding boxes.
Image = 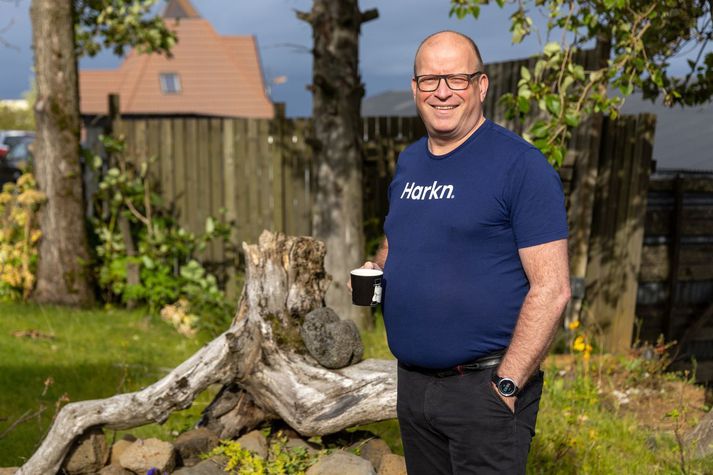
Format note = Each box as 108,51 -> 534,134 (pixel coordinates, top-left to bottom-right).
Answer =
382,119 -> 568,369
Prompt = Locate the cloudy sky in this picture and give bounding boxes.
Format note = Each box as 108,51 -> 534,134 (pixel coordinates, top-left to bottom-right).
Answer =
0,0 -> 705,116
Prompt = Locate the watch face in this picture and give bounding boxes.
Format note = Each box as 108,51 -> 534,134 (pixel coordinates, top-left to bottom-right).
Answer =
498,378 -> 517,397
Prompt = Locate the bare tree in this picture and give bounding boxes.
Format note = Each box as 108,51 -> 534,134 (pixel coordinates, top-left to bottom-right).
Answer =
30,0 -> 94,305
297,0 -> 378,329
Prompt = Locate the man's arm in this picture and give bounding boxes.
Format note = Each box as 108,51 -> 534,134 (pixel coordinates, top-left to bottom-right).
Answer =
496,238 -> 571,405
372,237 -> 388,269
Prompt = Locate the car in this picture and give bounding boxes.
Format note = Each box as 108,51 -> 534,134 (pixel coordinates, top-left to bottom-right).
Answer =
0,131 -> 35,187
0,130 -> 35,150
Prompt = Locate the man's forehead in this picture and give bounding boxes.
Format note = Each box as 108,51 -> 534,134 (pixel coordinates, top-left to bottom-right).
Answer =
416,38 -> 477,66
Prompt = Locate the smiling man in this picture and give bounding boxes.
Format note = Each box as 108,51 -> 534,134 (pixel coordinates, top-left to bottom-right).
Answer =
359,31 -> 571,474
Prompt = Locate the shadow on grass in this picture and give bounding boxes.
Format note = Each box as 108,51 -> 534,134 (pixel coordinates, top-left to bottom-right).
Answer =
0,363 -> 212,467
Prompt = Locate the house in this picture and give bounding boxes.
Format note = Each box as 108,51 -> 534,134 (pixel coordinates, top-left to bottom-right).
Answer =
79,0 -> 273,119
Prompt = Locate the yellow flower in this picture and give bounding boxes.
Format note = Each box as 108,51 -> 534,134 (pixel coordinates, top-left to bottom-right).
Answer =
0,192 -> 12,205
30,230 -> 42,243
568,319 -> 580,330
573,335 -> 586,352
17,189 -> 46,206
16,173 -> 35,188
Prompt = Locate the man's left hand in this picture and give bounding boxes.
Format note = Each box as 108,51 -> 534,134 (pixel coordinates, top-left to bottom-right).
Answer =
492,382 -> 516,414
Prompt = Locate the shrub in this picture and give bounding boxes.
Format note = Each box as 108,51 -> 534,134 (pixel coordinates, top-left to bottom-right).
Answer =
0,174 -> 45,300
89,135 -> 236,335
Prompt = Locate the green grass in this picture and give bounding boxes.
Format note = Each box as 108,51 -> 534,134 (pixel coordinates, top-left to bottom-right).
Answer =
0,301 -> 216,467
3,304 -> 713,473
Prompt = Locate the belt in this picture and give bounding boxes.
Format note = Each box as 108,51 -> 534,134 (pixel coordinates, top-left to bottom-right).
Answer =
401,351 -> 505,378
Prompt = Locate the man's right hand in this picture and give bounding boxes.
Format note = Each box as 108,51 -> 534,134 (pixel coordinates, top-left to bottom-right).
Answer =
347,261 -> 382,292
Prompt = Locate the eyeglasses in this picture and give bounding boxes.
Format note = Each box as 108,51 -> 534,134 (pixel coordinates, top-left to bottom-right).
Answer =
414,72 -> 484,92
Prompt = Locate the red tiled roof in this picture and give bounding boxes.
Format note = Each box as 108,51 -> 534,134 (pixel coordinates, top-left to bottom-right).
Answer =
80,17 -> 274,118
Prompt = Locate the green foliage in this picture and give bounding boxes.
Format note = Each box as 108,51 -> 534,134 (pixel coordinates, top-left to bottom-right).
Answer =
0,105 -> 34,131
204,432 -> 324,475
74,0 -> 177,58
449,0 -> 713,166
89,135 -> 236,336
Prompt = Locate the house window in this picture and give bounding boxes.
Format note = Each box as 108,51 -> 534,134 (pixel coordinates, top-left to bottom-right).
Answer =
160,73 -> 182,94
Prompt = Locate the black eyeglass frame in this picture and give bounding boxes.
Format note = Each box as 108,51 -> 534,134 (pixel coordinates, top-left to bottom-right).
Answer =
413,71 -> 485,92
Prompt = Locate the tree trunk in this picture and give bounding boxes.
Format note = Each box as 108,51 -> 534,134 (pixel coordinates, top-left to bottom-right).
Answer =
30,0 -> 94,305
18,231 -> 397,475
297,1 -> 379,330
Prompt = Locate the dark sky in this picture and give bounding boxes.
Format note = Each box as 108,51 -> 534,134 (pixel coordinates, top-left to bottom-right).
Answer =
0,0 -> 706,116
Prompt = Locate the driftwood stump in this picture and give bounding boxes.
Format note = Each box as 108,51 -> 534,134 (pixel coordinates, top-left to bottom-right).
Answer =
18,231 -> 397,475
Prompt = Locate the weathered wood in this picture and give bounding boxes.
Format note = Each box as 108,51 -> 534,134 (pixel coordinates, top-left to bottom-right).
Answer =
210,117 -> 224,261
18,231 -> 397,475
665,175 -> 685,339
645,207 -> 713,236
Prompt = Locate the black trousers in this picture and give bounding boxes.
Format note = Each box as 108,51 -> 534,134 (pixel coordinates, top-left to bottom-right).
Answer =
397,363 -> 544,475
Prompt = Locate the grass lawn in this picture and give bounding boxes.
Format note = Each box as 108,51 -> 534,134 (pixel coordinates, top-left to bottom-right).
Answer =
0,301 -> 215,467
2,302 -> 713,473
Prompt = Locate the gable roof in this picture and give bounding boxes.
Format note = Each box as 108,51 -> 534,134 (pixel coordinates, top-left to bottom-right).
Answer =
79,12 -> 273,118
163,0 -> 200,19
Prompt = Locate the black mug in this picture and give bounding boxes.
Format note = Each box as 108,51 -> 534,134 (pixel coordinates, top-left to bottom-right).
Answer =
350,268 -> 383,306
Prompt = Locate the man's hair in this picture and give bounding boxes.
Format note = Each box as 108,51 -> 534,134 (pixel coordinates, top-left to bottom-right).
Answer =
413,30 -> 484,77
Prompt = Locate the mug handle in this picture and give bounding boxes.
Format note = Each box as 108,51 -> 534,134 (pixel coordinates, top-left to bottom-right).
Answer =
371,278 -> 382,306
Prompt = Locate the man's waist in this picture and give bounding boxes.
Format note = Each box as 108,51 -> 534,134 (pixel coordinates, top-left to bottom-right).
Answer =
399,350 -> 505,378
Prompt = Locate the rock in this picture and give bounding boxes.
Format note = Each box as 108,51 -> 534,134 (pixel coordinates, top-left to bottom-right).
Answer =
378,454 -> 407,475
300,307 -> 364,369
356,438 -> 392,470
98,466 -> 133,475
172,456 -> 227,475
236,430 -> 268,459
62,427 -> 109,475
174,428 -> 219,466
285,437 -> 319,455
110,439 -> 134,466
306,451 -> 376,475
118,438 -> 176,474
0,468 -> 18,475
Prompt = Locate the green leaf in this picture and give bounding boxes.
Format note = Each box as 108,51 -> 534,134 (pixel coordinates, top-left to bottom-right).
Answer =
518,96 -> 531,114
205,217 -> 215,234
141,255 -> 155,269
543,41 -> 561,57
520,66 -> 531,81
545,94 -> 562,116
564,110 -> 581,127
618,82 -> 633,97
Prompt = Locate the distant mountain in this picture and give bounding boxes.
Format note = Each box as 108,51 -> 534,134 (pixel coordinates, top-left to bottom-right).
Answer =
362,90 -> 713,172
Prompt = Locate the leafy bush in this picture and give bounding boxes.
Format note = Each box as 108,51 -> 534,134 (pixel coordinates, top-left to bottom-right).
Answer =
0,174 -> 45,300
89,135 -> 236,335
204,431 -> 323,475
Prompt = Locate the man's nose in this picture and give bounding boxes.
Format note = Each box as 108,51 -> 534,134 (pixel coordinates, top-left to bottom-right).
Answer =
433,78 -> 453,99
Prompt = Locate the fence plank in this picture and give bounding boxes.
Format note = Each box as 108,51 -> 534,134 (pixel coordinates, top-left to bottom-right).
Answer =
173,118 -> 187,227
159,119 -> 174,203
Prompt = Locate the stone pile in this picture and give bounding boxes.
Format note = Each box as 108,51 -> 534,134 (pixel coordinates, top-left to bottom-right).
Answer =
1,427 -> 406,475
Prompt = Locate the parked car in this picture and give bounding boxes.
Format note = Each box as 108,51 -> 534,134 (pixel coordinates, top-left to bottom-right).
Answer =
0,131 -> 35,187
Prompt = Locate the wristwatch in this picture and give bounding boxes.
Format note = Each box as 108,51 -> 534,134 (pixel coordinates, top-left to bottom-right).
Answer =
492,373 -> 519,397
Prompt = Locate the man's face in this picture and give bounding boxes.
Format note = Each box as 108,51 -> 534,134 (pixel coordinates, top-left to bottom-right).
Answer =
411,35 -> 488,144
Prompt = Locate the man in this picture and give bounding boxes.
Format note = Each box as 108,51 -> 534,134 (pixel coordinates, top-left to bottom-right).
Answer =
360,31 -> 571,474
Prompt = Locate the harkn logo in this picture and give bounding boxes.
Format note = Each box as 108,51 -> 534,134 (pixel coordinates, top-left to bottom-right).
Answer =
399,181 -> 455,200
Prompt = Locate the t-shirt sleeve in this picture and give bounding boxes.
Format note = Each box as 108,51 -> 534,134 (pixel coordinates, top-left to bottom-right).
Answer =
506,148 -> 569,249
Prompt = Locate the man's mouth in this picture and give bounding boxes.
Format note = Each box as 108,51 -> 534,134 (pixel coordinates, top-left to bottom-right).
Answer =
431,105 -> 458,110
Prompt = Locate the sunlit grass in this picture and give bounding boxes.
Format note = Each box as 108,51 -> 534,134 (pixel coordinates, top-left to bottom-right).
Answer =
0,301 -> 216,467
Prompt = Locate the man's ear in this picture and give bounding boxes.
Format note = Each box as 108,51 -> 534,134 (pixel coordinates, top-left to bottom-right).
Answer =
411,78 -> 418,100
479,73 -> 489,102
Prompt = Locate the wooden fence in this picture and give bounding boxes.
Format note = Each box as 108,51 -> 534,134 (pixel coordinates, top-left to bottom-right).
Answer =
84,45 -> 668,355
637,173 -> 713,381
